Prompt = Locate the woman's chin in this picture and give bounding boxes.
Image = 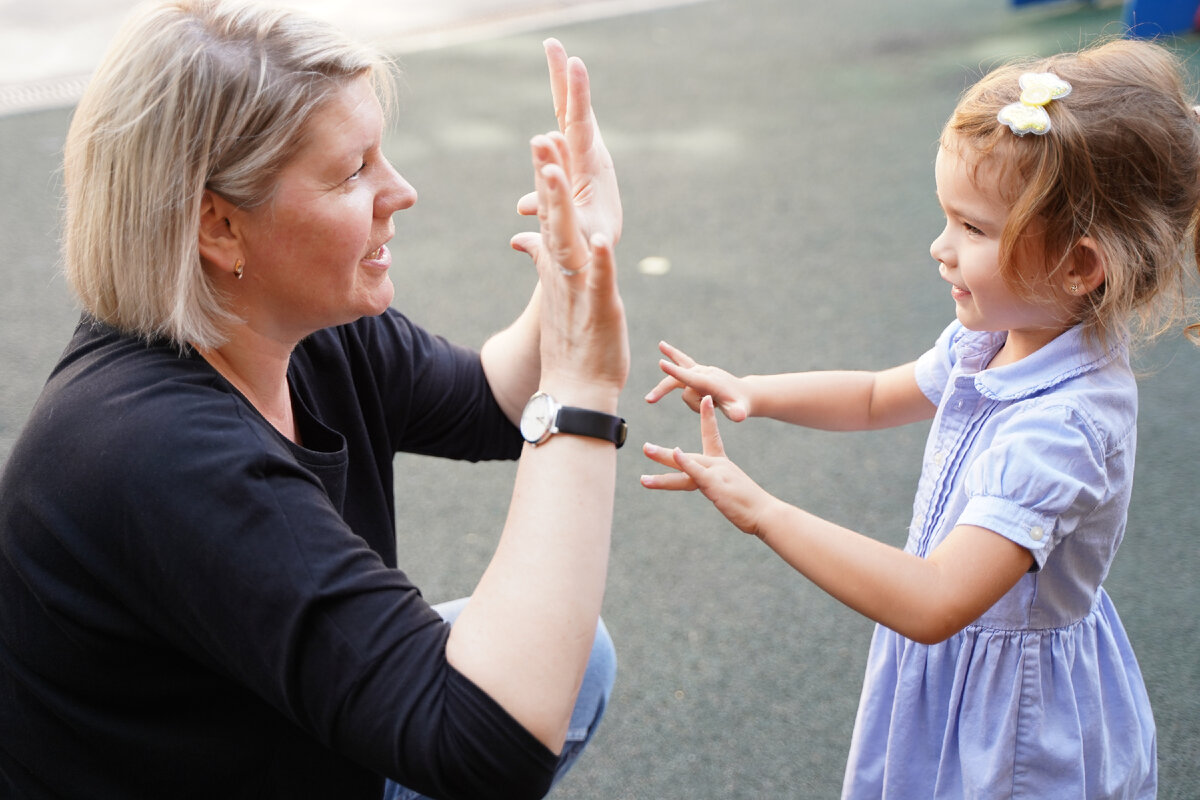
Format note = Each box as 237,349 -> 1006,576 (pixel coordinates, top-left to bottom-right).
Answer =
359,278 -> 396,317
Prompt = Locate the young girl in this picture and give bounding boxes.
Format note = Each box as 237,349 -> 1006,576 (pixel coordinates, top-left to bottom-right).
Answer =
642,38 -> 1200,798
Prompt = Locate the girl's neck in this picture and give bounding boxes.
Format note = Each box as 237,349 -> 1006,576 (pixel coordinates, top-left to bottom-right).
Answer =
985,324 -> 1071,370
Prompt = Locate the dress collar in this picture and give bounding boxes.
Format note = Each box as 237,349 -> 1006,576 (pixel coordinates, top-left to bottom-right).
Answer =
953,324 -> 1124,402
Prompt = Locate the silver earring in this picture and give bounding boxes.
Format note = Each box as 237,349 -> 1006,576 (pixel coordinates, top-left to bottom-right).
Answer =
1069,283 -> 1078,294
234,259 -> 244,280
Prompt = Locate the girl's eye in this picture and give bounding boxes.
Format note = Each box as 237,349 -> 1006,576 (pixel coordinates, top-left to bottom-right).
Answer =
963,221 -> 984,236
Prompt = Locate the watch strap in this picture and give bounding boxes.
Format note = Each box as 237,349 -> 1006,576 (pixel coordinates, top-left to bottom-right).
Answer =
555,405 -> 628,448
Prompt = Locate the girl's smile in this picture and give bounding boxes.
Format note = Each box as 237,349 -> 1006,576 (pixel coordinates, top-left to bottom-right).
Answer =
930,141 -> 1070,364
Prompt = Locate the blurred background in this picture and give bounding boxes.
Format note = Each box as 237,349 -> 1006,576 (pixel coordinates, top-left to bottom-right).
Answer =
1,0 -> 1197,797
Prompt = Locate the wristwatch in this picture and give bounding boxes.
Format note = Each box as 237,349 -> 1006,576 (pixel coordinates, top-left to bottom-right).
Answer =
519,391 -> 627,448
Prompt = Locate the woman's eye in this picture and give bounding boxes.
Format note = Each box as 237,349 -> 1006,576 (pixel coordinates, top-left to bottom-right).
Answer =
348,161 -> 366,181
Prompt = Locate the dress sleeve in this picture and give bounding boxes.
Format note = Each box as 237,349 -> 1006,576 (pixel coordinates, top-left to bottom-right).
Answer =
913,321 -> 963,408
954,402 -> 1108,570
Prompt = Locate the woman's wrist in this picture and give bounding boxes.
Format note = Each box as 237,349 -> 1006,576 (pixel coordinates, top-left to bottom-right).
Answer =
534,375 -> 622,415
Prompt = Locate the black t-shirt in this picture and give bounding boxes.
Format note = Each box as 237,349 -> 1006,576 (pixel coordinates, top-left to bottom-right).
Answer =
0,312 -> 557,799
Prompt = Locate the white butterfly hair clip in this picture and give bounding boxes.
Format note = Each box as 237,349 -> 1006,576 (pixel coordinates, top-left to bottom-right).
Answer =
997,72 -> 1072,136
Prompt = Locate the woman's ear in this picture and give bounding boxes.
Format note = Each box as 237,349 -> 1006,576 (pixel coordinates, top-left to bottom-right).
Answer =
1064,236 -> 1106,296
198,190 -> 243,278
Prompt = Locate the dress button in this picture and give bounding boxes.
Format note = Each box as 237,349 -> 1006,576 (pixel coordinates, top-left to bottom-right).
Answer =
1029,526 -> 1044,542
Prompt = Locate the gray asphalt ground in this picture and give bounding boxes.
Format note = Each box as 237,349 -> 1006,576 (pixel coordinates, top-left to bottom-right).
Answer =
2,0 -> 1198,798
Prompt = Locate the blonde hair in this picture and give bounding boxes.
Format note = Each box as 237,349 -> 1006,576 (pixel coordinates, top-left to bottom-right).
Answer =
941,38 -> 1200,350
63,0 -> 393,348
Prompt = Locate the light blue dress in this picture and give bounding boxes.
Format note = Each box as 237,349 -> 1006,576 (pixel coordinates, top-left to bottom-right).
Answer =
842,321 -> 1157,799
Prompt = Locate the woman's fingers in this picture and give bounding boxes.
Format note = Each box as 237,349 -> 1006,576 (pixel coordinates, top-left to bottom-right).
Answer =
517,40 -> 585,218
544,38 -> 569,131
532,138 -> 589,276
563,56 -> 595,156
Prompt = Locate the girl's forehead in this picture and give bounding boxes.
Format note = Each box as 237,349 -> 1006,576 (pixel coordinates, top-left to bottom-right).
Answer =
937,141 -> 1013,202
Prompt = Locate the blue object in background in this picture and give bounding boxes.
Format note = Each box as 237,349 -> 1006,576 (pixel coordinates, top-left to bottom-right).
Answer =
1122,0 -> 1199,36
1009,0 -> 1198,38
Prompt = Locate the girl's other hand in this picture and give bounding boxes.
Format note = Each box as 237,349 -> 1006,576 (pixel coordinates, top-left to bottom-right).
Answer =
644,341 -> 750,422
641,396 -> 775,536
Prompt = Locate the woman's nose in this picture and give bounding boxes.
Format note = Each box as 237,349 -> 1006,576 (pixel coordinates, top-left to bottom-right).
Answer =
377,162 -> 417,217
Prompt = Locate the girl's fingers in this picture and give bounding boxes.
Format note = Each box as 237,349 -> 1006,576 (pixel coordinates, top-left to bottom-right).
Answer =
642,441 -> 679,468
639,472 -> 697,491
658,360 -> 708,404
641,443 -> 698,491
698,396 -> 727,457
645,374 -> 683,403
658,341 -> 696,368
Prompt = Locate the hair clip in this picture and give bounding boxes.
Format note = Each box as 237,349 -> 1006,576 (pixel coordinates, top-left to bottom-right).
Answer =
997,72 -> 1072,136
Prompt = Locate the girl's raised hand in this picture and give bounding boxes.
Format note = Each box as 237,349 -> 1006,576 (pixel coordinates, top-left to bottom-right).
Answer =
517,39 -> 621,248
644,341 -> 750,422
641,396 -> 775,536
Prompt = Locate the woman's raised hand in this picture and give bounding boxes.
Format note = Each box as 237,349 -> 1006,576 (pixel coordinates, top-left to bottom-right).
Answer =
511,131 -> 628,401
517,39 -> 621,249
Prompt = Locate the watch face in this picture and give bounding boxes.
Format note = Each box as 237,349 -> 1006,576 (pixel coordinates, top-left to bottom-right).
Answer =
520,392 -> 557,443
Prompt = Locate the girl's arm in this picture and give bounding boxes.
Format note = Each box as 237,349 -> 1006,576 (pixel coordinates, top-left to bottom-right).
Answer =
646,341 -> 936,431
642,397 -> 1032,644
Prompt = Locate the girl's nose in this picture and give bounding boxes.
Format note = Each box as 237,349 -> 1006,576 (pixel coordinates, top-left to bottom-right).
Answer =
929,225 -> 952,267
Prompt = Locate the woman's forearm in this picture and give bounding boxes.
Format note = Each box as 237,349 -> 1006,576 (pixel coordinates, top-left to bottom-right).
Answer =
445,402 -> 617,751
480,283 -> 543,426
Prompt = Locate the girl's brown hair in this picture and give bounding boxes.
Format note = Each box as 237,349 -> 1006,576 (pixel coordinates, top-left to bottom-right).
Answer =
942,38 -> 1200,349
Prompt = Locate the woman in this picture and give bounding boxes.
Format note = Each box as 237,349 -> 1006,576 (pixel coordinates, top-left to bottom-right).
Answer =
0,1 -> 628,798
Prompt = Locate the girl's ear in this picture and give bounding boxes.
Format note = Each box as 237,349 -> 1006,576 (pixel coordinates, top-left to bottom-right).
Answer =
198,189 -> 244,278
1064,236 -> 1106,296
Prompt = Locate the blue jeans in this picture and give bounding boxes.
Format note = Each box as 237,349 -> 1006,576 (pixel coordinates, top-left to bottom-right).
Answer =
382,597 -> 616,800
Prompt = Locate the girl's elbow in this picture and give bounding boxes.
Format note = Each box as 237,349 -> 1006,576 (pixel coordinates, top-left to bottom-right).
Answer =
900,610 -> 969,645
908,627 -> 957,646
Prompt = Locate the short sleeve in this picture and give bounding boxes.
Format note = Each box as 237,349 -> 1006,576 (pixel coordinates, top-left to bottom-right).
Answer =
956,403 -> 1107,569
914,321 -> 964,408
